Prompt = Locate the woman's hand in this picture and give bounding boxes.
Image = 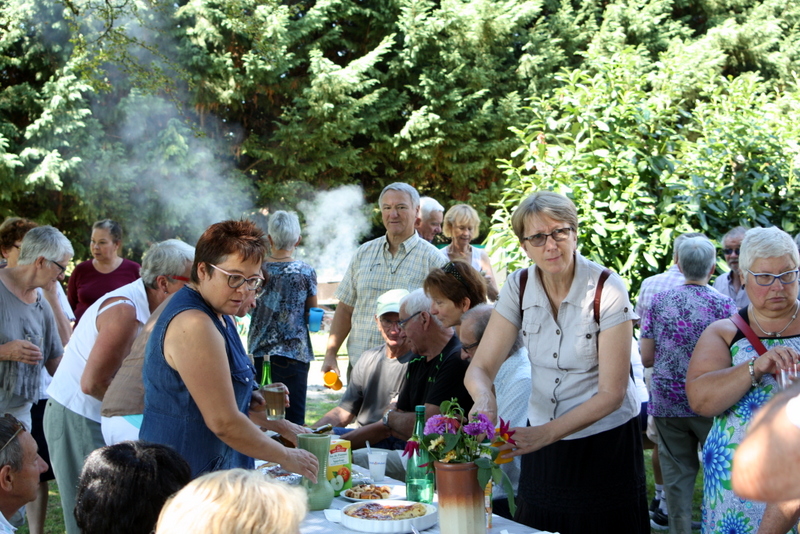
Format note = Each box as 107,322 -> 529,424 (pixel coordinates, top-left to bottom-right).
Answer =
0,340 -> 43,365
249,389 -> 266,412
469,393 -> 499,426
500,425 -> 554,457
281,448 -> 320,483
754,345 -> 800,379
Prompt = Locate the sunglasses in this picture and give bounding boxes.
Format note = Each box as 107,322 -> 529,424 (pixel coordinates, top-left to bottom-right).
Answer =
722,248 -> 740,256
0,414 -> 24,456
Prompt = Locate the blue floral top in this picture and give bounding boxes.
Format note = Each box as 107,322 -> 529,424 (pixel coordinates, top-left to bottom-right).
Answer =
641,285 -> 736,417
248,260 -> 317,363
701,332 -> 799,534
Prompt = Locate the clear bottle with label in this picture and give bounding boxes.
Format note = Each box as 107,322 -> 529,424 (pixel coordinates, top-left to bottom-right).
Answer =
405,405 -> 435,503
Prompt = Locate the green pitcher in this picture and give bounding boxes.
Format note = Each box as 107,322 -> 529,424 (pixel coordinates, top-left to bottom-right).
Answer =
297,433 -> 335,510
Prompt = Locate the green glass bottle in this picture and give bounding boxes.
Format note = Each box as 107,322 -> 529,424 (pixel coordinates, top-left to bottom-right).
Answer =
405,405 -> 434,503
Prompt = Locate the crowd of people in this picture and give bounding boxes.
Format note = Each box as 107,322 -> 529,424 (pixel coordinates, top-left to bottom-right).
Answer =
0,183 -> 799,534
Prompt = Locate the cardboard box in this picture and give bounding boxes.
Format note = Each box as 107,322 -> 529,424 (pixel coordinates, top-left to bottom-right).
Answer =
327,438 -> 352,496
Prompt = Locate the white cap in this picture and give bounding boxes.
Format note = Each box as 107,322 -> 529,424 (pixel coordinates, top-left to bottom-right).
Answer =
376,289 -> 409,317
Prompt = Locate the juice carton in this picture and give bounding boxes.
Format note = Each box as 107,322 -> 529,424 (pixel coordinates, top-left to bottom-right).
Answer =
327,438 -> 352,496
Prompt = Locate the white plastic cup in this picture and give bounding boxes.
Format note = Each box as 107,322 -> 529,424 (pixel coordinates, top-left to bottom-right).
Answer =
368,451 -> 388,482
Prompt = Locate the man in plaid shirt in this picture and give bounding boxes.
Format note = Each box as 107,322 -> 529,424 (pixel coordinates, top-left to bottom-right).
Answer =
322,183 -> 446,379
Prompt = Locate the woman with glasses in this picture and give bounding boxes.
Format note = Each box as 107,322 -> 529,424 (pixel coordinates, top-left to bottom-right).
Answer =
67,219 -> 141,325
423,260 -> 486,332
45,239 -> 194,534
248,211 -> 317,425
140,220 -> 318,481
440,204 -> 499,300
464,191 -> 648,533
687,226 -> 800,533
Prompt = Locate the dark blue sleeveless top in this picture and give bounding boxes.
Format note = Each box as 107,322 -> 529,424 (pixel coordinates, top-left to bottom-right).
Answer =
140,286 -> 256,477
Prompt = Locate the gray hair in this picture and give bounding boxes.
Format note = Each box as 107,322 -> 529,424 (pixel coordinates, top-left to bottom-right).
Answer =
379,183 -> 420,211
0,415 -> 25,471
672,232 -> 705,262
677,236 -> 716,282
722,226 -> 748,245
17,226 -> 74,266
140,239 -> 195,289
419,197 -> 444,221
268,211 -> 301,251
92,219 -> 123,243
511,191 -> 578,241
740,227 -> 800,281
461,304 -> 523,355
400,288 -> 443,328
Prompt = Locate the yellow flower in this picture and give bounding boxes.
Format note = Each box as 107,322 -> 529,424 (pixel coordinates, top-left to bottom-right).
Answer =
442,450 -> 458,463
428,436 -> 445,452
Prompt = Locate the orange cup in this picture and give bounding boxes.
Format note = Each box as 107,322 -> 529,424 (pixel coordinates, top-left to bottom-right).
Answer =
323,371 -> 343,391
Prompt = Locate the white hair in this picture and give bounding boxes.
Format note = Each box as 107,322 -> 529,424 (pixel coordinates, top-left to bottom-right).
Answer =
419,197 -> 444,221
17,226 -> 74,266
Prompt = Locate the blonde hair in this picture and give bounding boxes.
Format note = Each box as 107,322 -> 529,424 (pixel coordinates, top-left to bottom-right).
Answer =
156,469 -> 307,534
442,204 -> 480,239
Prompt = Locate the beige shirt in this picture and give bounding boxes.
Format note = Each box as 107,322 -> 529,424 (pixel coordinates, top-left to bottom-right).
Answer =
495,252 -> 639,439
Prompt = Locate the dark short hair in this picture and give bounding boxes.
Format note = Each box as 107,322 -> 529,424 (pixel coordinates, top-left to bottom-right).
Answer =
423,259 -> 487,309
190,220 -> 267,284
92,219 -> 123,243
74,441 -> 192,534
0,414 -> 25,471
0,217 -> 38,252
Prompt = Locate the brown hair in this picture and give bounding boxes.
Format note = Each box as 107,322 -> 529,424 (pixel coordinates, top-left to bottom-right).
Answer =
0,217 -> 38,253
423,259 -> 487,309
510,191 -> 578,241
191,220 -> 267,284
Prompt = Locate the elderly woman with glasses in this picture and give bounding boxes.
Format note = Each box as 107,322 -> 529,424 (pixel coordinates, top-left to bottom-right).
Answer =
423,260 -> 486,333
140,220 -> 318,481
464,191 -> 647,533
0,226 -> 73,429
687,226 -> 800,533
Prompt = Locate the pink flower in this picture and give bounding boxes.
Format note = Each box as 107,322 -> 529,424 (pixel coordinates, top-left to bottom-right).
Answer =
464,413 -> 495,441
402,440 -> 420,458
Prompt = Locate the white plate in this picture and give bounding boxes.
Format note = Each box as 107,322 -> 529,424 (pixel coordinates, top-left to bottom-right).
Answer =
337,500 -> 438,533
341,484 -> 402,502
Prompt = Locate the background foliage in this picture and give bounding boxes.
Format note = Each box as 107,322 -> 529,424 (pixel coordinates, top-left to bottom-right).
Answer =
1,0 -> 799,295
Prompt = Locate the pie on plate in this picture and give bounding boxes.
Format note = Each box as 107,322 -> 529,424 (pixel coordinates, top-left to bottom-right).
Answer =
343,484 -> 392,500
344,502 -> 427,520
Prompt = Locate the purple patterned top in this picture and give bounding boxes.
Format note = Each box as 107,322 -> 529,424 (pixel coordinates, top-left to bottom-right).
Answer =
641,285 -> 736,417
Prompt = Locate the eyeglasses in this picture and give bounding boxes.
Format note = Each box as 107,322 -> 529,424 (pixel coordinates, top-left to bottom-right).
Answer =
379,317 -> 401,329
0,414 -> 24,456
49,259 -> 67,275
209,264 -> 265,292
747,269 -> 800,286
521,227 -> 574,247
461,340 -> 480,354
397,311 -> 421,330
443,262 -> 470,290
723,248 -> 740,256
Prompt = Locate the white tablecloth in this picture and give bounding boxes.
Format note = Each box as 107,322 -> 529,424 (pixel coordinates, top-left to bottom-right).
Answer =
299,467 -> 547,533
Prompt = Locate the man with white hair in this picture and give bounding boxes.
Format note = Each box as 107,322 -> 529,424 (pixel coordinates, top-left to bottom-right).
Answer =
713,226 -> 750,307
415,196 -> 444,243
323,183 -> 446,377
0,414 -> 48,533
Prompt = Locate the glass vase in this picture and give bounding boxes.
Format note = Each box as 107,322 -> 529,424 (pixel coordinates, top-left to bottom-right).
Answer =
297,433 -> 334,510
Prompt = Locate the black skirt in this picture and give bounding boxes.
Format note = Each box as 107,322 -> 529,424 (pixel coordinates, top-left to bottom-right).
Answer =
514,416 -> 649,534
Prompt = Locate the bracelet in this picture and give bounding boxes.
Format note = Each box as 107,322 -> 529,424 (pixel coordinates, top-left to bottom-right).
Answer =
749,357 -> 760,388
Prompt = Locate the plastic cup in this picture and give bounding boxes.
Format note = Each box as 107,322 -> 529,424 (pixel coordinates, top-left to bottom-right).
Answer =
323,371 -> 343,391
308,307 -> 325,332
261,383 -> 285,420
368,451 -> 388,482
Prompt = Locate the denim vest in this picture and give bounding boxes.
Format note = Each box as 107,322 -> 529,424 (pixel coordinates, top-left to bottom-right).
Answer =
140,286 -> 255,477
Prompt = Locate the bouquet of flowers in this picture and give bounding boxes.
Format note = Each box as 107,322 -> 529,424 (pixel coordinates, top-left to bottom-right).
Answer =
410,399 -> 517,515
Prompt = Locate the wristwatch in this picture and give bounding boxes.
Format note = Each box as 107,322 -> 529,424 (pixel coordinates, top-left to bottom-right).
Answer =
382,409 -> 394,428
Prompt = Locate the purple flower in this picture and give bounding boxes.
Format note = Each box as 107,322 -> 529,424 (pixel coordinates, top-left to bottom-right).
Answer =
463,413 -> 495,441
424,415 -> 460,435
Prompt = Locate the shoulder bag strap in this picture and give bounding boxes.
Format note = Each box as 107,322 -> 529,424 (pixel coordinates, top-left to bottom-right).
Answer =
594,268 -> 612,325
518,267 -> 529,313
730,313 -> 769,355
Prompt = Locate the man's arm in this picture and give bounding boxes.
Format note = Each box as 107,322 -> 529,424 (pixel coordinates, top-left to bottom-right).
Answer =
312,406 -> 355,429
322,302 -> 353,375
386,404 -> 441,441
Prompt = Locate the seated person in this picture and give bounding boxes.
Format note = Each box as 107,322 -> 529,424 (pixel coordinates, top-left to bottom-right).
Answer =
460,304 -> 531,519
74,441 -> 191,534
0,414 -> 48,534
155,468 -> 307,534
351,289 -> 471,478
311,289 -> 412,449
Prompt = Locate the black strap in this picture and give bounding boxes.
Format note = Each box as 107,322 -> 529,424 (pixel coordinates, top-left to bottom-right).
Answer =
594,268 -> 612,325
518,268 -> 529,312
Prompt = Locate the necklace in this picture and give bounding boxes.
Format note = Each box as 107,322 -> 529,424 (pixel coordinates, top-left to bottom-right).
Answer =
750,301 -> 800,337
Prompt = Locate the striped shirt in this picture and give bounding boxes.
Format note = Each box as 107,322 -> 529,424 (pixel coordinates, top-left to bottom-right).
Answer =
335,233 -> 446,366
